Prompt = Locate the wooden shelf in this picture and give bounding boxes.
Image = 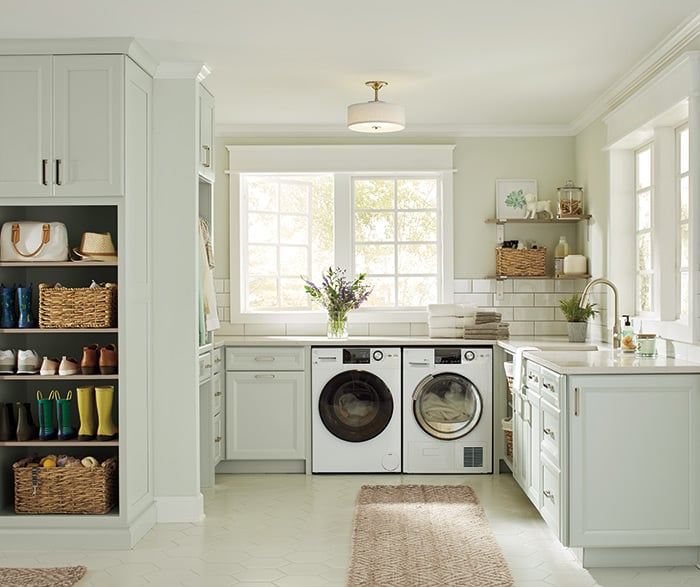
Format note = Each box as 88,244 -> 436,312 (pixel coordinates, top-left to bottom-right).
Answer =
0,374 -> 118,380
485,215 -> 591,224
0,328 -> 118,334
490,274 -> 591,280
0,261 -> 117,268
0,440 -> 118,447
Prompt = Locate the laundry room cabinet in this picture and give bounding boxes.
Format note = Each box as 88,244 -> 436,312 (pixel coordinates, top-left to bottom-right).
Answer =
0,54 -> 124,198
224,347 -> 306,462
0,41 -> 155,550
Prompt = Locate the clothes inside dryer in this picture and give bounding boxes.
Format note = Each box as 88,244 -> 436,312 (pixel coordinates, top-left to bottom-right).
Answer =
318,370 -> 393,443
413,373 -> 482,439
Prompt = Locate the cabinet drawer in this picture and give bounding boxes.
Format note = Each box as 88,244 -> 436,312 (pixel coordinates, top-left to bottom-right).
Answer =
540,367 -> 562,407
212,373 -> 224,415
226,346 -> 305,371
525,361 -> 541,392
199,352 -> 212,383
212,346 -> 224,374
540,401 -> 560,465
540,456 -> 561,537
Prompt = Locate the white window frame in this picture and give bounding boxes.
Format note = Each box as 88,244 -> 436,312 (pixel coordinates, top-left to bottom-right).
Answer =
634,143 -> 654,316
226,145 -> 456,325
677,124 -> 690,321
605,51 -> 699,344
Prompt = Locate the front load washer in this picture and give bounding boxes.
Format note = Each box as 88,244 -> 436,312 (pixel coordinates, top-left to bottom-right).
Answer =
403,347 -> 493,473
312,347 -> 401,473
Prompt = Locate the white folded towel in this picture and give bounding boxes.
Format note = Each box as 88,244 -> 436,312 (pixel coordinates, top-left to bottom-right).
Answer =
427,303 -> 477,317
428,327 -> 464,338
428,316 -> 476,328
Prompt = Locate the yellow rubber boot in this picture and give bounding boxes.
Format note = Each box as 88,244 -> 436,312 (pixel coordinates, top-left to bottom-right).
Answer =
76,386 -> 96,441
95,385 -> 118,441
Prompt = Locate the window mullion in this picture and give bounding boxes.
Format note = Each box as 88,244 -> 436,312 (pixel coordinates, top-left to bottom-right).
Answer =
335,173 -> 352,271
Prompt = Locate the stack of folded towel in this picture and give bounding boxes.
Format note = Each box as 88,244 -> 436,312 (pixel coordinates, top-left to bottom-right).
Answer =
464,310 -> 510,339
427,304 -> 476,338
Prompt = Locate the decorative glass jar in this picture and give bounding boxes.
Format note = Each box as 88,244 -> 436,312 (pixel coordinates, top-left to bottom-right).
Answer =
557,179 -> 584,217
327,312 -> 348,339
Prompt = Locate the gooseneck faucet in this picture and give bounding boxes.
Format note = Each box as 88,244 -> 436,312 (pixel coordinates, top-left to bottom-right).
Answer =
580,278 -> 620,349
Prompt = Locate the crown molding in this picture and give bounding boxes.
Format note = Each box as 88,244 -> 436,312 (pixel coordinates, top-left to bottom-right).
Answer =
216,123 -> 575,139
570,8 -> 700,134
154,61 -> 211,81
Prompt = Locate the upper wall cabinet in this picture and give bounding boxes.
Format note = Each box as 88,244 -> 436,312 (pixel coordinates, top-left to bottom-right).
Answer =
0,55 -> 124,197
198,85 -> 215,182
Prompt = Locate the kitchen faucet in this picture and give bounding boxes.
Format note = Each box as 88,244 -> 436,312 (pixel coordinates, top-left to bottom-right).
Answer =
580,278 -> 620,349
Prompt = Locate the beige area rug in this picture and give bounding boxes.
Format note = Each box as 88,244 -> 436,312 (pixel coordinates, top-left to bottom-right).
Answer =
348,485 -> 515,587
0,565 -> 86,587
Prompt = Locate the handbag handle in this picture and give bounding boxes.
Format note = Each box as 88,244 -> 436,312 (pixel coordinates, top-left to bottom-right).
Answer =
11,223 -> 51,258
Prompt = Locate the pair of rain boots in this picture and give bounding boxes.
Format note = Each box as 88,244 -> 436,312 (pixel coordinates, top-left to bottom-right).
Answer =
36,390 -> 76,441
76,385 -> 118,441
0,402 -> 38,441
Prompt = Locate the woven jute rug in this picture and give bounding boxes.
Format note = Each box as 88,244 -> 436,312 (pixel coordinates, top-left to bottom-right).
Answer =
347,485 -> 515,587
0,565 -> 86,587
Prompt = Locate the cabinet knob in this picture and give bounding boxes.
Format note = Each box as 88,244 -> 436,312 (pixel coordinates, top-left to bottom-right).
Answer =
214,391 -> 222,397
214,436 -> 222,443
543,489 -> 555,502
543,427 -> 555,438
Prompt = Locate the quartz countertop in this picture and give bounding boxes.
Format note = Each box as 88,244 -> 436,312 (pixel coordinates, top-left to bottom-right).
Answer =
523,350 -> 700,374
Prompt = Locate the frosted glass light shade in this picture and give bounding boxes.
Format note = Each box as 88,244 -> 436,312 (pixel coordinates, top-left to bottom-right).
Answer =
347,100 -> 406,133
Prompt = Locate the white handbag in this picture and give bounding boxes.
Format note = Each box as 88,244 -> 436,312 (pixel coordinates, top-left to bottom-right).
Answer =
0,221 -> 69,262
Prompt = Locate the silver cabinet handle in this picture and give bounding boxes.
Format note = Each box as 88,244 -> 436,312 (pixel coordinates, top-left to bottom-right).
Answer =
214,436 -> 222,443
575,387 -> 580,416
254,373 -> 275,379
543,490 -> 555,502
202,144 -> 211,167
214,391 -> 222,397
55,159 -> 62,185
204,362 -> 212,369
543,382 -> 555,392
254,356 -> 275,362
543,427 -> 555,438
41,159 -> 48,185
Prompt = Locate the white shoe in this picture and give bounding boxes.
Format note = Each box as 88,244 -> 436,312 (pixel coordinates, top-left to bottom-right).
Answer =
17,349 -> 40,374
0,349 -> 16,374
40,356 -> 59,376
58,356 -> 81,376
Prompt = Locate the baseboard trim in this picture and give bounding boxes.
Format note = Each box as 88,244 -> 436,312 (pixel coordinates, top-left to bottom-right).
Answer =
577,546 -> 700,568
216,459 -> 306,474
155,494 -> 205,523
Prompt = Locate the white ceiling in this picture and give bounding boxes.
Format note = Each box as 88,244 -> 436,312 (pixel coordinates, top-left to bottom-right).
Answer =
2,1 -> 699,135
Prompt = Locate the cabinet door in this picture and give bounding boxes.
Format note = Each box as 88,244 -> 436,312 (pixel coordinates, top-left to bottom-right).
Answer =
53,55 -> 124,197
0,56 -> 52,196
569,374 -> 700,547
527,388 -> 540,504
198,85 -> 214,181
512,391 -> 531,493
225,371 -> 305,460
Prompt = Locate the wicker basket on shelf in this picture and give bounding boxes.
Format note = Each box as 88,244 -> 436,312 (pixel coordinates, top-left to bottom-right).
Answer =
39,282 -> 117,328
13,456 -> 118,515
496,247 -> 546,277
502,418 -> 513,458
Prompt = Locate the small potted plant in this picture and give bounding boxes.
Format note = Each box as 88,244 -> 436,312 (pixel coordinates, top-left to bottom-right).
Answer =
559,293 -> 598,342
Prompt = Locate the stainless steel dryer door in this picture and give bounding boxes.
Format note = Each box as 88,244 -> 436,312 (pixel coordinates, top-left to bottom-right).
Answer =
318,370 -> 393,442
412,372 -> 482,440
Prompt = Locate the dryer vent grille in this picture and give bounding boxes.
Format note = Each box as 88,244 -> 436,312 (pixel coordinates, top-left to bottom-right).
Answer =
463,446 -> 484,468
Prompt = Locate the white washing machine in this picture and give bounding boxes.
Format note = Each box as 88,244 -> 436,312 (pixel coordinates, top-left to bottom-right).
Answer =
312,347 -> 401,473
403,347 -> 492,474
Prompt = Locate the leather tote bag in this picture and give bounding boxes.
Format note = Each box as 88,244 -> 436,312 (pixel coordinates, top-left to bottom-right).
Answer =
0,222 -> 69,262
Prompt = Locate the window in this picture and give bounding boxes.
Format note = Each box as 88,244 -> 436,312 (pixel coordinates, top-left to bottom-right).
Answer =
353,177 -> 439,308
635,144 -> 653,314
228,145 -> 455,321
677,125 -> 689,320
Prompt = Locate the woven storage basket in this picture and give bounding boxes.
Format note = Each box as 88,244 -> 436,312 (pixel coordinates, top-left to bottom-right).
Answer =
13,456 -> 118,515
39,282 -> 117,328
502,417 -> 513,458
496,247 -> 546,277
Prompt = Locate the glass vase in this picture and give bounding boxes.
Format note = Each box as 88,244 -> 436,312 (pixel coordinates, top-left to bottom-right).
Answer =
327,312 -> 348,339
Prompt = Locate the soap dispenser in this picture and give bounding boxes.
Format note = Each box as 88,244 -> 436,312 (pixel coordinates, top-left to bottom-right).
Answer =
621,315 -> 636,352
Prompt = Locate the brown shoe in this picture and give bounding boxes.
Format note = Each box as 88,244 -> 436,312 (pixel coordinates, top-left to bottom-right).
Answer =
99,343 -> 117,375
81,343 -> 99,375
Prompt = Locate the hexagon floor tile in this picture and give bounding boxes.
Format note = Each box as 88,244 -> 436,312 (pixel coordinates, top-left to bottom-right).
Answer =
1,472 -> 699,586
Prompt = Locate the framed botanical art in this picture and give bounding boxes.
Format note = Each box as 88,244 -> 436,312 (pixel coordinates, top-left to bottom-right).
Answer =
495,179 -> 538,219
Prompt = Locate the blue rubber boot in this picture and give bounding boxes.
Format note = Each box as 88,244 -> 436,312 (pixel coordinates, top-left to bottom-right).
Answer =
0,284 -> 16,328
17,284 -> 35,328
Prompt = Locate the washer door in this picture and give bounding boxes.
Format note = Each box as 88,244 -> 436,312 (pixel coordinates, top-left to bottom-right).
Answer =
413,372 -> 482,440
319,370 -> 394,442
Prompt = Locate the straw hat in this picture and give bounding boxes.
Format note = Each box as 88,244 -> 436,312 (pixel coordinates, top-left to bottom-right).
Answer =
73,232 -> 117,262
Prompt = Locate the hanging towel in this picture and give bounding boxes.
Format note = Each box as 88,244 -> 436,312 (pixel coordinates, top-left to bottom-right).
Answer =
199,218 -> 220,332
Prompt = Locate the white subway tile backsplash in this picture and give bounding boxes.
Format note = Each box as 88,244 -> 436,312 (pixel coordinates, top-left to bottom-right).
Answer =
514,307 -> 555,321
509,321 -> 535,336
286,322 -> 326,336
453,279 -> 472,293
472,279 -> 495,293
494,293 -> 534,307
215,293 -> 229,308
534,293 -> 567,308
513,279 -> 554,293
454,293 -> 493,306
554,280 -> 576,293
368,322 -> 411,337
534,321 -> 568,336
244,323 -> 286,336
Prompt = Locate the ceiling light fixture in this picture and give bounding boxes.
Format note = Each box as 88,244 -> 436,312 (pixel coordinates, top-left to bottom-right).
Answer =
347,81 -> 405,133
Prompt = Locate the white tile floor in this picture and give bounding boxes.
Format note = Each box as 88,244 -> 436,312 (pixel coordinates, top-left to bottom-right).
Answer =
1,472 -> 699,586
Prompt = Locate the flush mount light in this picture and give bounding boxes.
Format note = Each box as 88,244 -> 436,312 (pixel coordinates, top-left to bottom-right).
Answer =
347,81 -> 406,133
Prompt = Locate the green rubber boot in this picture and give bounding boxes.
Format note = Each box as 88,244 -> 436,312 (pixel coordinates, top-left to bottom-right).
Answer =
37,390 -> 57,441
56,390 -> 76,441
